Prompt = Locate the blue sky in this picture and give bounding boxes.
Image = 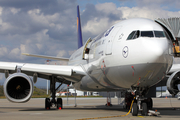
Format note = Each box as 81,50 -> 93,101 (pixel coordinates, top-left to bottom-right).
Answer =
0,0 -> 180,87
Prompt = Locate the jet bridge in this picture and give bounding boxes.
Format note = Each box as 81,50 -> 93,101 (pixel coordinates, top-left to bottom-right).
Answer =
155,18 -> 180,57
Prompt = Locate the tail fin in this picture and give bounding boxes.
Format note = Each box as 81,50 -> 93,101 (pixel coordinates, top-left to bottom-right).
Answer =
77,5 -> 83,48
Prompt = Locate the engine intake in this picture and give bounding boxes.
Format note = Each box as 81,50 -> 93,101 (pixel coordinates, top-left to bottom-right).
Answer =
167,71 -> 180,96
4,73 -> 33,103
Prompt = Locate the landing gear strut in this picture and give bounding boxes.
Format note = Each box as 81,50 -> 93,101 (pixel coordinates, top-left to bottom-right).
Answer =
45,76 -> 63,110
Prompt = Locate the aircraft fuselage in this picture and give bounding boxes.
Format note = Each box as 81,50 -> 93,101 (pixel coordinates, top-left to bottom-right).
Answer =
69,18 -> 174,91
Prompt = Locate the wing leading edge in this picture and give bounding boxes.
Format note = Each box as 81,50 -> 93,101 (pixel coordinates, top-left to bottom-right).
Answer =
0,61 -> 86,83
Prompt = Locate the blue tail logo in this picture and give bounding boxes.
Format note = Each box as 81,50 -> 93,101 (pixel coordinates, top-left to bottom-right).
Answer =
77,5 -> 83,48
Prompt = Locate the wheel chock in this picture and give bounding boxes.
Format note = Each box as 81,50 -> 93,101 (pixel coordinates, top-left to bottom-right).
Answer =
148,110 -> 160,116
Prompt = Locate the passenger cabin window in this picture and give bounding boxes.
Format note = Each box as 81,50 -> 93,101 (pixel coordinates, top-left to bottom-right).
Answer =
141,31 -> 154,37
154,31 -> 165,37
127,30 -> 140,40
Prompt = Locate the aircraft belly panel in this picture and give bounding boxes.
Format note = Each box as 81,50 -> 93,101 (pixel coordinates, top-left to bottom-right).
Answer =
76,62 -> 169,91
73,75 -> 121,91
104,63 -> 169,88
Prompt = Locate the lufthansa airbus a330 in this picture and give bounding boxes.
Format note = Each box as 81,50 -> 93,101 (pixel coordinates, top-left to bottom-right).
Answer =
0,6 -> 179,116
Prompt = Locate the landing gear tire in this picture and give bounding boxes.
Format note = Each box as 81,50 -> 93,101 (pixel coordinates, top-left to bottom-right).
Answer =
45,98 -> 51,110
57,98 -> 63,109
132,102 -> 138,116
141,102 -> 148,116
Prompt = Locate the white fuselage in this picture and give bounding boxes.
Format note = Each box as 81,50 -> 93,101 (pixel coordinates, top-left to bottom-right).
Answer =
69,18 -> 174,91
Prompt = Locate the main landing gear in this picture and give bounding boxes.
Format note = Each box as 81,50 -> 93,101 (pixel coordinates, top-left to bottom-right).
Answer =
45,98 -> 63,110
124,89 -> 153,116
45,76 -> 64,110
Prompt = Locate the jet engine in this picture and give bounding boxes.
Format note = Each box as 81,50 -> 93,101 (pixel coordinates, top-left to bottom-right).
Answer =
167,71 -> 180,96
3,73 -> 33,103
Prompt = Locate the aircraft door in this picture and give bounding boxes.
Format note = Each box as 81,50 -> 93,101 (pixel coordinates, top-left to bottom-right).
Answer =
82,38 -> 92,60
105,27 -> 121,55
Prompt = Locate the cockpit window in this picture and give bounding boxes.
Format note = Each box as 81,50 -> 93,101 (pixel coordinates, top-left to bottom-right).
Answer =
127,30 -> 140,40
127,31 -> 136,40
132,30 -> 140,39
141,31 -> 154,37
154,31 -> 165,37
127,30 -> 166,40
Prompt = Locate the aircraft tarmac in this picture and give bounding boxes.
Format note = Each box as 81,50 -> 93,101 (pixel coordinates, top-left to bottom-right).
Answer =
0,97 -> 180,120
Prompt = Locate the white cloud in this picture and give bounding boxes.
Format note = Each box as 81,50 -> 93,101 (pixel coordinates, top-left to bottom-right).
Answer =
83,17 -> 110,35
82,3 -> 122,36
0,7 -> 3,15
56,50 -> 67,57
10,7 -> 20,14
118,6 -> 180,20
95,3 -> 118,14
0,46 -> 8,57
28,9 -> 40,15
9,47 -> 20,59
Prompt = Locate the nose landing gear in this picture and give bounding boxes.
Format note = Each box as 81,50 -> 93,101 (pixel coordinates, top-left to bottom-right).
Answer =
131,96 -> 153,116
125,89 -> 153,116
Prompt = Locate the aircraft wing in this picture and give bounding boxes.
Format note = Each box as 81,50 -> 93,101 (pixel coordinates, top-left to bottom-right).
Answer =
0,61 -> 85,84
168,64 -> 180,74
22,53 -> 69,62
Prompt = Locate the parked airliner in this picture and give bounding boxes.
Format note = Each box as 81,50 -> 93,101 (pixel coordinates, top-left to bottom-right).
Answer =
0,5 -> 179,116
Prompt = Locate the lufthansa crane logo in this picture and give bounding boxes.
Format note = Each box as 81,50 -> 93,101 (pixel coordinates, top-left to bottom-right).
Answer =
122,46 -> 128,58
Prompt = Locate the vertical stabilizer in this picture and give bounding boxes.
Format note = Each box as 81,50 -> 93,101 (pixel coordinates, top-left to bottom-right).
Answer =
77,5 -> 83,48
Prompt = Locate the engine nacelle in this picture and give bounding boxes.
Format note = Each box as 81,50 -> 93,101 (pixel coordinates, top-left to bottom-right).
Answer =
3,73 -> 34,103
167,71 -> 180,96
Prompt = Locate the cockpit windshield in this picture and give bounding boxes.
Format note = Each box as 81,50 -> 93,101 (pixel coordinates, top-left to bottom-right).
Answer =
127,30 -> 166,40
154,31 -> 165,37
127,31 -> 136,40
141,31 -> 154,37
127,30 -> 140,40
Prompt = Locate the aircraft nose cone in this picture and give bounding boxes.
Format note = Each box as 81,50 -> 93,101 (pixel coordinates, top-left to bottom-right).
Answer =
152,46 -> 165,62
143,38 -> 171,63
